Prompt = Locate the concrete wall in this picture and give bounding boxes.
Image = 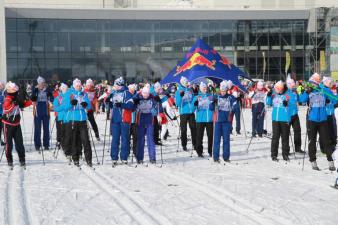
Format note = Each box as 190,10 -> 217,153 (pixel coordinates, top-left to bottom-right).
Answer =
0,0 -> 6,82
3,0 -> 338,10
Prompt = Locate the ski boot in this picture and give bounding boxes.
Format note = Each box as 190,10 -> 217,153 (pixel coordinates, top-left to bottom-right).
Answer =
112,160 -> 118,167
272,156 -> 279,162
121,160 -> 128,165
86,160 -> 93,167
150,160 -> 156,164
328,161 -> 336,172
311,161 -> 320,171
182,146 -> 188,151
213,159 -> 220,163
8,161 -> 14,170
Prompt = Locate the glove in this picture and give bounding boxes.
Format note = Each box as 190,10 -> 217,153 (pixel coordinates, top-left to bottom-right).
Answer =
334,103 -> 338,109
213,98 -> 218,104
301,89 -> 305,94
80,102 -> 88,108
283,100 -> 288,107
306,87 -> 312,94
114,102 -> 122,108
193,88 -> 199,95
13,100 -> 19,106
180,91 -> 184,97
267,90 -> 273,97
133,98 -> 140,105
236,97 -> 241,102
31,95 -> 37,102
105,97 -> 110,103
173,116 -> 177,120
325,98 -> 330,104
194,100 -> 198,106
71,99 -> 78,106
154,95 -> 161,102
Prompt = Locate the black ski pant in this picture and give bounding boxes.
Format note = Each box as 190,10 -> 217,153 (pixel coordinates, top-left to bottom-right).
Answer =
271,121 -> 290,159
0,117 -> 3,142
4,124 -> 25,163
290,114 -> 302,151
71,121 -> 92,163
87,111 -> 99,138
130,123 -> 137,156
63,122 -> 73,156
307,120 -> 333,162
196,122 -> 214,156
319,115 -> 337,152
56,119 -> 62,144
180,113 -> 197,149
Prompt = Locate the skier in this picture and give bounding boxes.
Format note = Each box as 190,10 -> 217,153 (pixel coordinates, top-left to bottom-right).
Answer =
64,78 -> 93,167
213,81 -> 236,162
193,82 -> 215,157
53,83 -> 69,155
299,73 -> 335,171
249,81 -> 266,137
286,78 -> 304,153
128,83 -> 138,157
0,82 -> 5,145
266,81 -> 291,161
107,77 -> 134,166
31,76 -> 54,151
133,85 -> 162,164
150,82 -> 163,145
175,76 -> 197,151
227,80 -> 242,135
2,82 -> 32,167
84,79 -> 100,141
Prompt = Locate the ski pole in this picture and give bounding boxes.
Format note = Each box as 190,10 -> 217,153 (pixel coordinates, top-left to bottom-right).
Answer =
87,121 -> 100,165
240,106 -> 247,138
101,117 -> 108,165
176,118 -> 181,152
302,127 -> 308,171
41,146 -> 45,166
0,146 -> 5,163
289,128 -> 296,160
49,118 -> 56,151
30,115 -> 35,151
159,126 -> 163,167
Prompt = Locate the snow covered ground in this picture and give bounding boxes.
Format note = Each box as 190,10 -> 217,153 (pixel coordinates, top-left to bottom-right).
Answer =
0,106 -> 338,225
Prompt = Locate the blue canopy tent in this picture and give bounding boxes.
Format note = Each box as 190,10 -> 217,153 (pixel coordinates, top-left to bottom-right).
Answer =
160,39 -> 252,93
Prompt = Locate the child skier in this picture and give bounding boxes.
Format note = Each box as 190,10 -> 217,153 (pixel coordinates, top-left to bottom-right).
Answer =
266,81 -> 291,161
213,81 -> 236,162
249,81 -> 266,137
84,79 -> 100,141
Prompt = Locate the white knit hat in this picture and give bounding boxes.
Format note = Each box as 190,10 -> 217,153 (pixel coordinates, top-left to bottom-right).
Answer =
323,76 -> 333,87
37,76 -> 45,84
6,81 -> 19,93
180,76 -> 188,86
154,82 -> 161,90
199,82 -> 207,91
73,78 -> 81,87
220,81 -> 228,91
86,78 -> 94,86
60,83 -> 68,93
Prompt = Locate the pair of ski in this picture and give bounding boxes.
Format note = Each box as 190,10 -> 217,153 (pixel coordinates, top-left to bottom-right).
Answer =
111,162 -> 163,168
8,164 -> 26,171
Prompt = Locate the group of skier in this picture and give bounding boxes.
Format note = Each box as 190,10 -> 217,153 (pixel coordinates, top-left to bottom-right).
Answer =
0,73 -> 337,173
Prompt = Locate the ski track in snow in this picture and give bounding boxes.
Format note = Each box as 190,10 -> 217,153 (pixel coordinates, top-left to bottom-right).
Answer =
81,166 -> 173,225
3,168 -> 32,225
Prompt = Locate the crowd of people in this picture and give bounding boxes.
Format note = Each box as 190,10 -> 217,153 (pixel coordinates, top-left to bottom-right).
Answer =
0,73 -> 338,172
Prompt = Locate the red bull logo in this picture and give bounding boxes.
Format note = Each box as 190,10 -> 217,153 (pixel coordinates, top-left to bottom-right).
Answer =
219,55 -> 232,69
174,53 -> 216,76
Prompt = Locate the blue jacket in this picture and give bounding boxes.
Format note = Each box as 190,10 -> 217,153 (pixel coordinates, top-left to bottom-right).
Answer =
32,87 -> 54,117
108,87 -> 134,124
193,93 -> 215,123
266,92 -> 290,122
214,94 -> 236,123
64,88 -> 92,122
322,86 -> 337,116
286,89 -> 299,117
0,91 -> 5,116
299,89 -> 327,122
133,93 -> 163,125
53,91 -> 69,122
175,85 -> 195,115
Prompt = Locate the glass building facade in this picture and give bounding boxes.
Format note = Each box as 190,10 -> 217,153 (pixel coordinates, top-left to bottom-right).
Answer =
5,18 -> 322,83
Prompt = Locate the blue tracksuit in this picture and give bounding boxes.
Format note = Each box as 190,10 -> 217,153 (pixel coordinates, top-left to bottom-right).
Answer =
64,89 -> 92,122
32,87 -> 54,149
266,93 -> 291,123
213,94 -> 236,161
53,92 -> 69,122
299,90 -> 327,122
232,98 -> 241,133
286,89 -> 299,117
175,85 -> 195,115
107,87 -> 134,161
133,94 -> 162,162
193,93 -> 215,123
